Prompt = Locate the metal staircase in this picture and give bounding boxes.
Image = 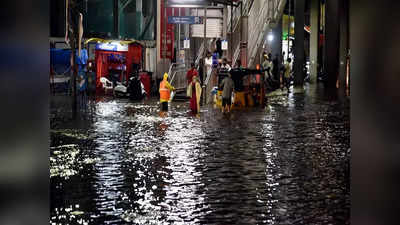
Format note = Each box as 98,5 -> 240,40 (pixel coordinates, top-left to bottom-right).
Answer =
228,0 -> 287,68
227,0 -> 254,67
196,0 -> 288,106
247,0 -> 287,67
169,0 -> 288,104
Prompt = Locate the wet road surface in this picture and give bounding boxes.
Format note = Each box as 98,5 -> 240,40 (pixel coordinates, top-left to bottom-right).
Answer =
50,87 -> 350,224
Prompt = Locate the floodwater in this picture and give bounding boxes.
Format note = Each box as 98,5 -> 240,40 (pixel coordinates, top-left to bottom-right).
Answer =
50,86 -> 350,225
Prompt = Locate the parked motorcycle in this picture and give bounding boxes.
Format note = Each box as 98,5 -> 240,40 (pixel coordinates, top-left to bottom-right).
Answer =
113,73 -> 146,100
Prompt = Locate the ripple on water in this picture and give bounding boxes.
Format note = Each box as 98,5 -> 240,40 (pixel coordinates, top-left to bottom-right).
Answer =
50,94 -> 350,225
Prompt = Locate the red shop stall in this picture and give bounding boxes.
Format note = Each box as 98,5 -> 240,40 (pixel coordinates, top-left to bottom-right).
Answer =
91,40 -> 144,92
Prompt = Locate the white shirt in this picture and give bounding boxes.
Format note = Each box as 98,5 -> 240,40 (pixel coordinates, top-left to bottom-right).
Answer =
205,57 -> 213,67
220,63 -> 231,71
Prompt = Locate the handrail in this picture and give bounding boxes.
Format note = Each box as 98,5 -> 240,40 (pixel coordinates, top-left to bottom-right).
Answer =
195,38 -> 214,73
194,43 -> 204,66
226,0 -> 252,36
227,0 -> 253,34
167,63 -> 185,77
169,67 -> 187,86
202,66 -> 217,105
247,0 -> 274,67
167,63 -> 176,78
248,1 -> 269,51
169,71 -> 178,86
232,44 -> 240,67
227,7 -> 240,34
244,0 -> 255,16
138,13 -> 154,40
274,0 -> 287,24
169,66 -> 188,102
203,67 -> 213,89
247,0 -> 286,67
227,0 -> 286,69
228,0 -> 254,67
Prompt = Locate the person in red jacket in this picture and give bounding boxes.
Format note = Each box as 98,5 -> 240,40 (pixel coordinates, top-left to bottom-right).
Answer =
186,63 -> 198,85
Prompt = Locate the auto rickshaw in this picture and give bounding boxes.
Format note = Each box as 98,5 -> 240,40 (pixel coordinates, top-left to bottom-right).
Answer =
214,65 -> 266,109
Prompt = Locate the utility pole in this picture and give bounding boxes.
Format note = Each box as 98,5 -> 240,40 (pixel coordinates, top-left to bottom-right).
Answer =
178,8 -> 181,52
287,0 -> 291,61
67,0 -> 79,119
204,6 -> 207,55
230,1 -> 233,63
239,1 -> 243,67
202,6 -> 207,105
164,0 -> 167,75
114,0 -> 119,38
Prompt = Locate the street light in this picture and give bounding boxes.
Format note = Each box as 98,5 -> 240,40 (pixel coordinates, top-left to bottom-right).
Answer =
267,33 -> 274,42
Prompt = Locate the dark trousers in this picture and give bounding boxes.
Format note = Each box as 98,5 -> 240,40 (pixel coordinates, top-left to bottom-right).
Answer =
161,102 -> 168,111
199,68 -> 204,84
282,77 -> 290,90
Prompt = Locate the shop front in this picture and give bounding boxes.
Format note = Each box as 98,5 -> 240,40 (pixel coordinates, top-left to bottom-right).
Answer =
87,39 -> 144,93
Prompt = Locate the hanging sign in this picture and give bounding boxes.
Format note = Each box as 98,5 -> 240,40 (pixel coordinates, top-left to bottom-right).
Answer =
184,38 -> 190,49
96,43 -> 128,52
221,40 -> 228,50
167,0 -> 210,7
168,16 -> 203,24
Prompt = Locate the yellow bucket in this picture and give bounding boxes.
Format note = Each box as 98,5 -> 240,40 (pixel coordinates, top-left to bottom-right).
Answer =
215,90 -> 223,107
246,92 -> 254,107
233,92 -> 246,108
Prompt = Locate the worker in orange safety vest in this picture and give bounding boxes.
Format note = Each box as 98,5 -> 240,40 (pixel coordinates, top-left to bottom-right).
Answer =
159,73 -> 175,112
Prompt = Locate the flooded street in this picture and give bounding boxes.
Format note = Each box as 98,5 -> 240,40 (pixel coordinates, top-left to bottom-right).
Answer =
50,87 -> 350,224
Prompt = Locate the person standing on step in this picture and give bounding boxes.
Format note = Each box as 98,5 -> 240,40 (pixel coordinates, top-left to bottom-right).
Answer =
204,51 -> 213,78
186,63 -> 198,85
220,58 -> 231,72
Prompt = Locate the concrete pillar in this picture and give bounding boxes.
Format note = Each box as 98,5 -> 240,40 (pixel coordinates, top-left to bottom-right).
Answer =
223,6 -> 228,59
241,16 -> 248,67
156,0 -> 161,79
204,7 -> 207,53
230,3 -> 233,63
309,0 -> 319,84
136,0 -> 142,12
113,0 -> 119,38
339,0 -> 349,90
324,0 -> 340,89
223,6 -> 228,40
294,0 -> 305,86
185,8 -> 191,64
271,17 -> 283,63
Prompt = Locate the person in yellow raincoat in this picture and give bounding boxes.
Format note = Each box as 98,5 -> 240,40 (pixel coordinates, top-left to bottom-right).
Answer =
187,75 -> 202,114
159,73 -> 175,112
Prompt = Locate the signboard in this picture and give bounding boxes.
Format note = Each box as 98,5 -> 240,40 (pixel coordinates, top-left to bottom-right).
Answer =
160,1 -> 176,59
95,43 -> 128,52
184,38 -> 190,49
167,0 -> 210,6
168,16 -> 203,24
191,18 -> 223,38
190,8 -> 223,38
221,40 -> 228,50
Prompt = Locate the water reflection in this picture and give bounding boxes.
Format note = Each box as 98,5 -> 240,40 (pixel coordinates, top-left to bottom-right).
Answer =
50,90 -> 350,224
